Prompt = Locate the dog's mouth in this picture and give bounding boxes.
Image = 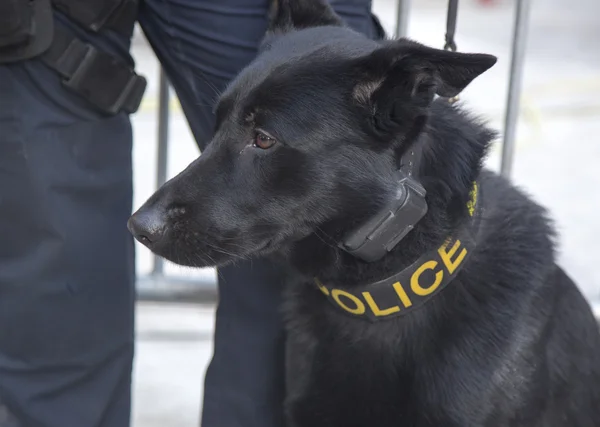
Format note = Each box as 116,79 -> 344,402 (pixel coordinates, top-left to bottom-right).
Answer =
128,210 -> 281,268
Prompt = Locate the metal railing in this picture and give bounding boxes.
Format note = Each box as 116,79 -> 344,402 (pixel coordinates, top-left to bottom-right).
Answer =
135,70 -> 219,303
134,0 -> 600,318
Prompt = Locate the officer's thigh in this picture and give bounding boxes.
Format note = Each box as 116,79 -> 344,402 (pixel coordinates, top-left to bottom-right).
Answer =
138,2 -> 382,427
0,14 -> 136,427
138,0 -> 383,146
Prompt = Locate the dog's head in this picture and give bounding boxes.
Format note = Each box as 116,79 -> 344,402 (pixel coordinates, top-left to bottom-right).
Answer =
128,0 -> 497,268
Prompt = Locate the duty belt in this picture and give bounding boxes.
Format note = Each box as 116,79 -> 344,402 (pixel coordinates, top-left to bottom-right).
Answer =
41,25 -> 146,115
0,0 -> 146,114
46,0 -> 146,115
52,0 -> 138,36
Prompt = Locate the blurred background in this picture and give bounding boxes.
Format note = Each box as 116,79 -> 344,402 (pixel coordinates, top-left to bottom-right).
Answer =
127,0 -> 600,425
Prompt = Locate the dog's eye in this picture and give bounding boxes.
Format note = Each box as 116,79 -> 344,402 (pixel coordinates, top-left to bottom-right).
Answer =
253,131 -> 276,150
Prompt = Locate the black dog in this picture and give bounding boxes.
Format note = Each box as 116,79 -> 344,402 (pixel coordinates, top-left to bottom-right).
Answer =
128,0 -> 600,425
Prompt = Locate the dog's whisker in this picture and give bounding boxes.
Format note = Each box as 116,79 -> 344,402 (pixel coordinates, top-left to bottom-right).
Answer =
314,227 -> 339,251
189,234 -> 251,262
191,69 -> 223,101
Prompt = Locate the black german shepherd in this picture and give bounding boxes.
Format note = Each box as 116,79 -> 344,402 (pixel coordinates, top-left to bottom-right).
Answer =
128,0 -> 600,425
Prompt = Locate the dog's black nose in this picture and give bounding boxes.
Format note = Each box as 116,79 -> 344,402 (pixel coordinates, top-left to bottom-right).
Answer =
127,209 -> 166,247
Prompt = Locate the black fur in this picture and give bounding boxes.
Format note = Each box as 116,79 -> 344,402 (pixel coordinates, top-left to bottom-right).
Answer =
128,1 -> 600,425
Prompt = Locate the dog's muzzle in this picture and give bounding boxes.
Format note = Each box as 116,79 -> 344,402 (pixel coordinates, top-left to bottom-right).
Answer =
127,207 -> 167,249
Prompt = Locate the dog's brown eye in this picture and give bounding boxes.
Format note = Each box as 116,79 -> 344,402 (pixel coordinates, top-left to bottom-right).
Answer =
253,132 -> 276,149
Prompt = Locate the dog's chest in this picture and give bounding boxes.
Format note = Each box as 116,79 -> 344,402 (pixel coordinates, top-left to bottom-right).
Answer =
281,280 -> 537,427
284,330 -> 424,427
283,283 -> 443,427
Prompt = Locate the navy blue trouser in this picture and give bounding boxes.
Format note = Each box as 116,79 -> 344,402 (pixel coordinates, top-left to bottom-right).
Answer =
0,1 -> 382,426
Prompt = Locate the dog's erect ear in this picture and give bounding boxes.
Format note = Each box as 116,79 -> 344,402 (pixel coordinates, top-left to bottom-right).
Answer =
267,0 -> 345,35
354,39 -> 498,100
351,39 -> 497,137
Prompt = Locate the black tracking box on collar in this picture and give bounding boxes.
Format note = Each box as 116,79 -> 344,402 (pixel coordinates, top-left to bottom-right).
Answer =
339,143 -> 428,263
339,171 -> 428,263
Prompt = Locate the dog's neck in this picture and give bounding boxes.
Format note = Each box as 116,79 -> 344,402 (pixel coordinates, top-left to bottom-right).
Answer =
285,101 -> 495,288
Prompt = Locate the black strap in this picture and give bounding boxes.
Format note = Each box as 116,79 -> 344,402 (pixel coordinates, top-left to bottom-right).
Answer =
444,0 -> 459,52
51,0 -> 138,36
399,140 -> 421,179
41,25 -> 146,115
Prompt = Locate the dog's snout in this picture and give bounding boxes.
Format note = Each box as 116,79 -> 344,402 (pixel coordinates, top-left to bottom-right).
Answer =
127,208 -> 166,247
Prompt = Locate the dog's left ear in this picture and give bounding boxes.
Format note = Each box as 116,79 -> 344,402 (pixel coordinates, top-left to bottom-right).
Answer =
351,39 -> 497,137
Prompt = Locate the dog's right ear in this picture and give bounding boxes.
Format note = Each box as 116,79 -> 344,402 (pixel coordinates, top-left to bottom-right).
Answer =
350,39 -> 497,140
267,0 -> 345,35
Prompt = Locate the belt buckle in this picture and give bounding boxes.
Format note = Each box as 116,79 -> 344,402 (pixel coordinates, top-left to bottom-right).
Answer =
61,40 -> 146,115
113,72 -> 147,115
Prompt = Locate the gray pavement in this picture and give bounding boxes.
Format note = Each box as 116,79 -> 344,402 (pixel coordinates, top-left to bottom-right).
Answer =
128,0 -> 600,425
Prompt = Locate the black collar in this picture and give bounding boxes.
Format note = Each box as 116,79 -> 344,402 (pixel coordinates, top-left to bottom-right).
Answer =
315,181 -> 483,322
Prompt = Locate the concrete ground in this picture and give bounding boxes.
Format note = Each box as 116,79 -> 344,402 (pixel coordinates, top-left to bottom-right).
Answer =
128,0 -> 600,425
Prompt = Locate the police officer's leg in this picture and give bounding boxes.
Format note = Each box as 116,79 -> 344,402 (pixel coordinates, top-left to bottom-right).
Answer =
137,2 -> 383,426
0,11 -> 138,427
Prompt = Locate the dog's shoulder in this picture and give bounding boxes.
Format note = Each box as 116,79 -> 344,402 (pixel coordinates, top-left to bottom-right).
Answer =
477,169 -> 557,273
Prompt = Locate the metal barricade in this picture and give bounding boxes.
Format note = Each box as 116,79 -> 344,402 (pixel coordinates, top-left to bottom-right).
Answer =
135,70 -> 219,303
134,0 -> 600,319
